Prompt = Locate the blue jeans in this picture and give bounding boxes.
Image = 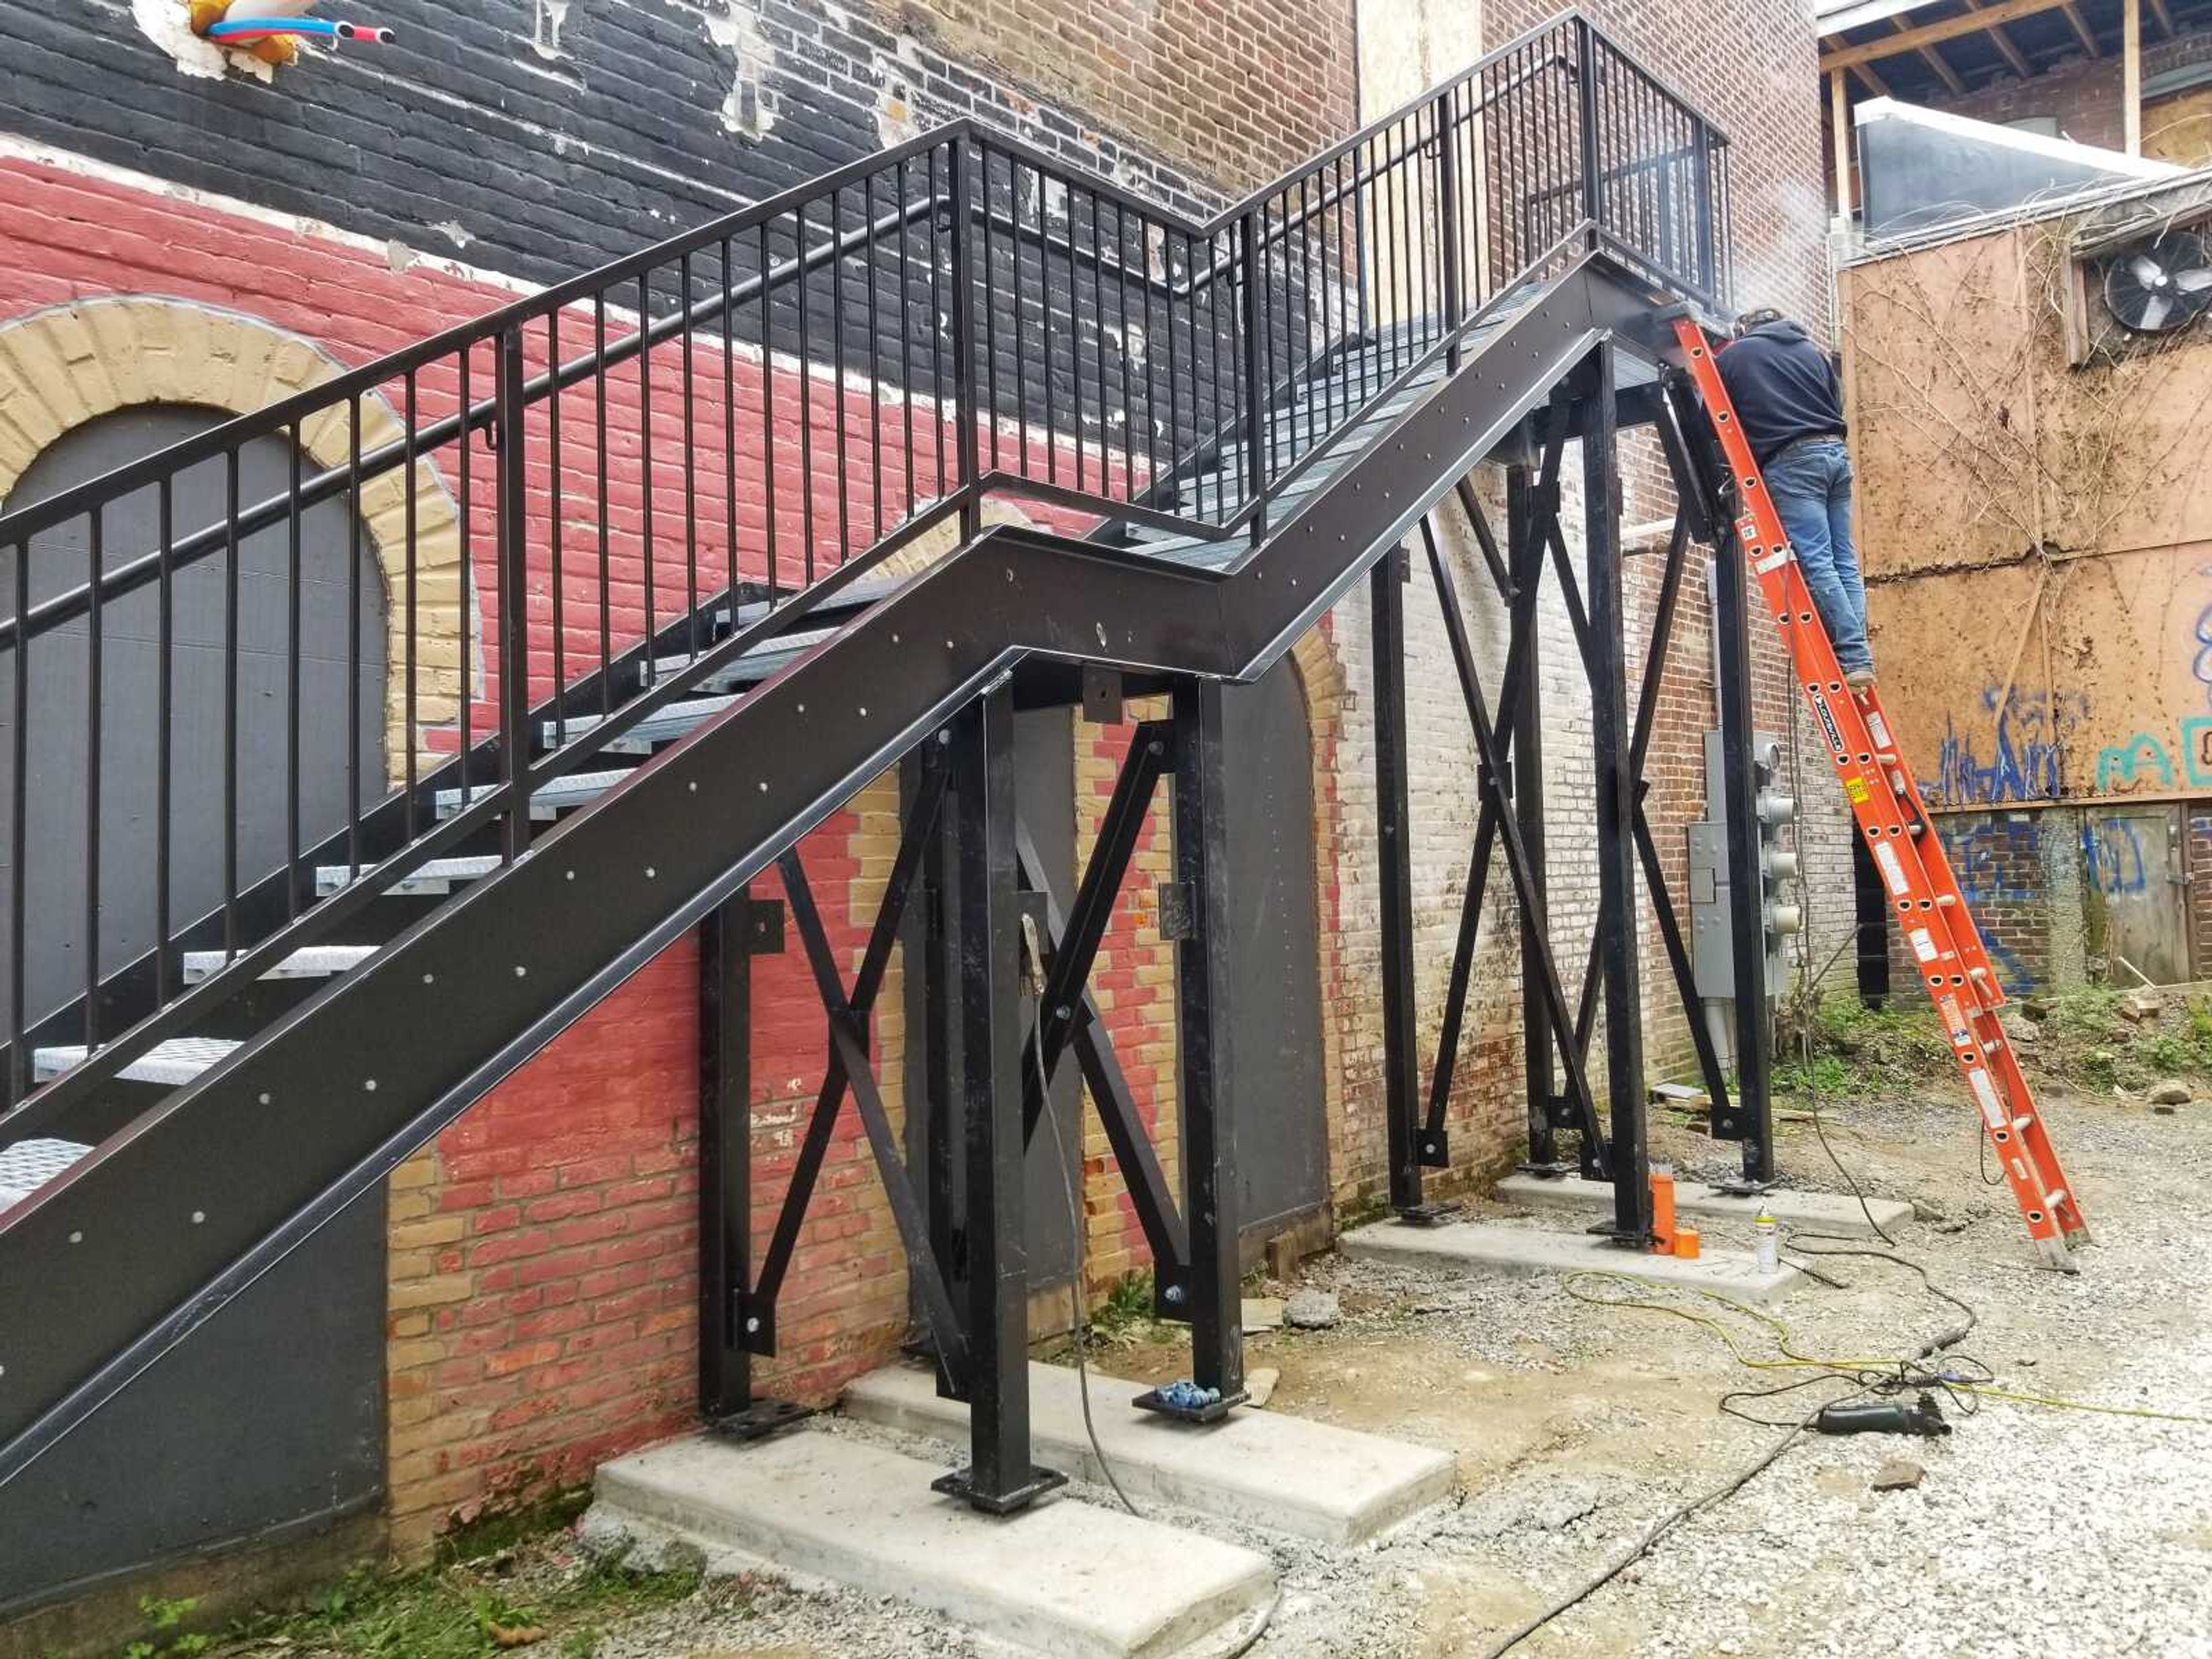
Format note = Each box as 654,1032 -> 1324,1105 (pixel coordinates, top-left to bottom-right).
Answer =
1763,438 -> 1871,675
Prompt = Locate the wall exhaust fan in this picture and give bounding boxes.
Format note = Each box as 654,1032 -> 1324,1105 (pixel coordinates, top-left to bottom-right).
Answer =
2103,229 -> 2212,333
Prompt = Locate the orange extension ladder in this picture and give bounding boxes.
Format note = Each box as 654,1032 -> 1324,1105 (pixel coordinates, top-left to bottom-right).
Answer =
1671,315 -> 2090,1272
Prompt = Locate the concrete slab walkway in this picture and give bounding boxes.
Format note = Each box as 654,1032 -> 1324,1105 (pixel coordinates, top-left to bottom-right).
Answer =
842,1358 -> 1455,1543
1496,1172 -> 1912,1239
1342,1216 -> 1803,1304
588,1430 -> 1275,1659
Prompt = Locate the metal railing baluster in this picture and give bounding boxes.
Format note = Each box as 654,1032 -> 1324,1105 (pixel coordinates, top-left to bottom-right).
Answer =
0,22 -> 1743,1130
85,503 -> 105,1042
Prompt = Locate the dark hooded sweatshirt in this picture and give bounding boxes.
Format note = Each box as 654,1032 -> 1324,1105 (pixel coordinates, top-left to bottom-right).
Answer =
1714,319 -> 1846,467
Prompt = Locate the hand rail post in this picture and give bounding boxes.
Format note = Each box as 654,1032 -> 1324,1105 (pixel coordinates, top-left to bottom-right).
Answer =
1691,114 -> 1717,302
495,324 -> 532,861
1575,21 -> 1603,251
1239,211 -> 1266,547
948,136 -> 983,541
1438,82 -> 1465,369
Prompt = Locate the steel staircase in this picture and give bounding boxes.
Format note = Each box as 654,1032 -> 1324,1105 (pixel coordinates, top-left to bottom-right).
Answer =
0,11 -> 1732,1496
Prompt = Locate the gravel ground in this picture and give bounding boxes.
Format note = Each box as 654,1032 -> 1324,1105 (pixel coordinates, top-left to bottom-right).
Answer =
569,1080 -> 2212,1658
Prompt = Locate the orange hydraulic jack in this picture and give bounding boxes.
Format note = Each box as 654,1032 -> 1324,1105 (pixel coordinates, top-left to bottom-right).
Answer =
1668,313 -> 2090,1272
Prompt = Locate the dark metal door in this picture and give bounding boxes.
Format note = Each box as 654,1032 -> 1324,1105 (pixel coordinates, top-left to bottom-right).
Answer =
0,406 -> 389,1608
1219,657 -> 1327,1243
0,406 -> 387,1025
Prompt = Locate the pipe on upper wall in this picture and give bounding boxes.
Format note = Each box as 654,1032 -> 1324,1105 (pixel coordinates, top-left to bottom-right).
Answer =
205,17 -> 395,43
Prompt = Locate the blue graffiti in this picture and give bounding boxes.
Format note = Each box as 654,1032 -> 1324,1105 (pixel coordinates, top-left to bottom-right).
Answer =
1942,817 -> 2041,906
2082,817 -> 2150,897
1930,688 -> 2086,806
2193,597 -> 2212,711
1982,933 -> 2039,997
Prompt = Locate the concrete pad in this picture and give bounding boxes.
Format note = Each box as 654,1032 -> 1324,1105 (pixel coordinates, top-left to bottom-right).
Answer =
1341,1217 -> 1802,1304
1496,1172 -> 1912,1240
843,1359 -> 1454,1544
588,1430 -> 1273,1659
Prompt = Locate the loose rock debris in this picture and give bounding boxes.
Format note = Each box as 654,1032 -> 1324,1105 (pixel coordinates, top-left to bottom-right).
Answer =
1870,1458 -> 1925,1491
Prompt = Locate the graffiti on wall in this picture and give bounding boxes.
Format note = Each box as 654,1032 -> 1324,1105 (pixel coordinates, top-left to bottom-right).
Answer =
1982,934 -> 2038,995
2192,596 -> 2212,710
2094,732 -> 2177,793
2084,716 -> 2212,796
1941,816 -> 2041,906
1930,688 -> 2086,805
2082,815 -> 2153,896
1938,816 -> 2043,992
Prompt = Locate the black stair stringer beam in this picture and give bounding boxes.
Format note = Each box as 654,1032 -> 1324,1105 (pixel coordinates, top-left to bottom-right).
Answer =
0,586 -> 765,1152
0,253 -> 1668,1484
1221,264 -> 1666,676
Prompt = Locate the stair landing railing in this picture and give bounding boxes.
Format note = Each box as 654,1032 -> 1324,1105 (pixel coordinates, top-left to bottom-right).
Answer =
0,9 -> 1728,1147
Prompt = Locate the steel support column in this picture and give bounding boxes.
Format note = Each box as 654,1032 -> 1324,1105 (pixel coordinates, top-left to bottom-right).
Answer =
1372,548 -> 1430,1207
1714,453 -> 1776,1187
1171,679 -> 1244,1402
935,682 -> 1063,1513
1506,465 -> 1560,1169
915,751 -> 964,1391
1581,342 -> 1651,1242
697,887 -> 806,1436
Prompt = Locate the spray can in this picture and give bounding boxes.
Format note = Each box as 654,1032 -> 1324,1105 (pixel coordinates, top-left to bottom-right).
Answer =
1753,1209 -> 1780,1275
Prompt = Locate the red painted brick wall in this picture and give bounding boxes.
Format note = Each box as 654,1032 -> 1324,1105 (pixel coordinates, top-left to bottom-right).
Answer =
0,154 -> 1123,1556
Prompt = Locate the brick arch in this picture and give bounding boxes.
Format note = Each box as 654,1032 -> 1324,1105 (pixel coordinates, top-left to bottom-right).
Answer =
0,296 -> 464,780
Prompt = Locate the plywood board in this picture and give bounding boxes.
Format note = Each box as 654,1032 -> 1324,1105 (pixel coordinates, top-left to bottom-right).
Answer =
1845,210 -> 2212,802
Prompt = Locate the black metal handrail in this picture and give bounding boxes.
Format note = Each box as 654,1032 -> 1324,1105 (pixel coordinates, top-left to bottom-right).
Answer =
0,9 -> 1729,1141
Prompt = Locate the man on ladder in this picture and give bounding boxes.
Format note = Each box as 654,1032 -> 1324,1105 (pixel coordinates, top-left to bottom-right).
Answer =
1715,308 -> 1876,691
1668,308 -> 2087,1269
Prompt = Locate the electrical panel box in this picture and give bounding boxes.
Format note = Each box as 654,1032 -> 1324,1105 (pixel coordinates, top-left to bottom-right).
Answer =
1688,730 -> 1793,1000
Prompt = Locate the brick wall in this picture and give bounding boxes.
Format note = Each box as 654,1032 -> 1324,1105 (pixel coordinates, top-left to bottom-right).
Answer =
1334,0 -> 1849,1135
0,0 -> 1350,299
1886,806 -> 2096,998
2188,806 -> 2212,971
7,0 -> 1841,1577
1928,810 -> 2058,994
876,0 -> 1358,193
0,147 -> 1117,1558
1919,27 -> 2212,154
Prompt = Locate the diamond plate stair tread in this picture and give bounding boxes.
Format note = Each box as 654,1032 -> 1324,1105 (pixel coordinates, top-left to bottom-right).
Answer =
315,855 -> 502,896
33,1038 -> 241,1086
434,770 -> 635,821
541,694 -> 743,752
0,1138 -> 93,1210
181,945 -> 378,983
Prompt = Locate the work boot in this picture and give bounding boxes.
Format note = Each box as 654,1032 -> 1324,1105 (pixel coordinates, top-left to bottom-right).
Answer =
1844,666 -> 1876,692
